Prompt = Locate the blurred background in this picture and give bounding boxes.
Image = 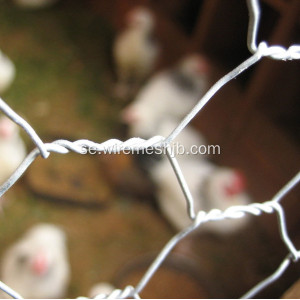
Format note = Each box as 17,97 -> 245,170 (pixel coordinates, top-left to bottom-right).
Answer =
0,0 -> 299,298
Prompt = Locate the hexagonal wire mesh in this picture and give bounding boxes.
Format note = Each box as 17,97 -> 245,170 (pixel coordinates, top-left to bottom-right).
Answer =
0,0 -> 300,298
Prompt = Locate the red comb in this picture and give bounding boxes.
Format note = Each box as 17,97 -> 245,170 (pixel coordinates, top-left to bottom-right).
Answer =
32,251 -> 48,276
224,170 -> 246,196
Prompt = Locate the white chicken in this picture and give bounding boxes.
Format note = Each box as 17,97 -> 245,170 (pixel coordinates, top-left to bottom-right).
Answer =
149,158 -> 250,235
0,51 -> 15,94
0,115 -> 26,186
121,54 -> 210,138
1,223 -> 70,299
12,0 -> 59,9
113,6 -> 159,99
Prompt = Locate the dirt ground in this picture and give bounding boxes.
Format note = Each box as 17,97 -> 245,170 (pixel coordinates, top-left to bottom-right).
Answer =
0,0 -> 299,298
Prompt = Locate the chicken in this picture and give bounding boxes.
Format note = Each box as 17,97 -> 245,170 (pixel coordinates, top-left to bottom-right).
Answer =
113,6 -> 159,99
0,51 -> 15,94
1,223 -> 70,298
149,158 -> 250,235
12,0 -> 59,9
121,54 -> 210,138
0,115 -> 26,186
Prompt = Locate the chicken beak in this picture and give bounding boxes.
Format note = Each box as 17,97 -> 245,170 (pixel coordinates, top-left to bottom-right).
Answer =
121,108 -> 139,124
0,117 -> 14,139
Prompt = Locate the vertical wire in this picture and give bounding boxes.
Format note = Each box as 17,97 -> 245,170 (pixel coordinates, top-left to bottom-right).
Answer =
271,202 -> 299,261
246,0 -> 260,53
166,146 -> 196,220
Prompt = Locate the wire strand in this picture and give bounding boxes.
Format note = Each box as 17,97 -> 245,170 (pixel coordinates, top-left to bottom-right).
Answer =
241,255 -> 292,299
